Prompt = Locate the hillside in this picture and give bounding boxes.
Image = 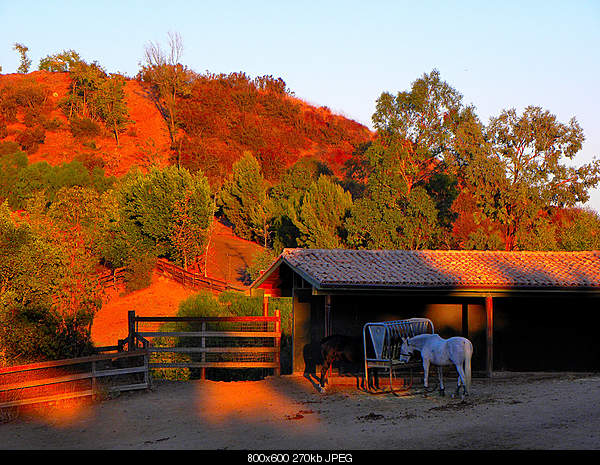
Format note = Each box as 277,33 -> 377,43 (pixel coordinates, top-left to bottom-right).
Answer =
0,70 -> 372,182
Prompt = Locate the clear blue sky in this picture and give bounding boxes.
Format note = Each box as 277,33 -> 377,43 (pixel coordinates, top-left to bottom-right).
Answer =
1,0 -> 599,210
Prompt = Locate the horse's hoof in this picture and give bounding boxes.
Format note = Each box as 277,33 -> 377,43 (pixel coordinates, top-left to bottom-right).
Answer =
318,386 -> 326,394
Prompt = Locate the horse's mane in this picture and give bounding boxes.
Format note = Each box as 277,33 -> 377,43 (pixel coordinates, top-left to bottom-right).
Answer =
408,333 -> 441,348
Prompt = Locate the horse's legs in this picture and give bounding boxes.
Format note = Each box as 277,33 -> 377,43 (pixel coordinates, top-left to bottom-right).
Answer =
437,366 -> 445,396
422,359 -> 430,391
454,361 -> 468,397
319,356 -> 332,392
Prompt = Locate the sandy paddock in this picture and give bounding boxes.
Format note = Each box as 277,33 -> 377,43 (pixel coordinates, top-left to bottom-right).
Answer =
1,371 -> 599,451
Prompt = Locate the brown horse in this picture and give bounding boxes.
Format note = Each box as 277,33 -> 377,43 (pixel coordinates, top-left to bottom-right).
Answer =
318,334 -> 364,393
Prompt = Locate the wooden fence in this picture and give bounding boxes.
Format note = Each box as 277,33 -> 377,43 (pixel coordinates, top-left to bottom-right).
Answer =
98,266 -> 126,290
155,258 -> 247,293
127,310 -> 281,378
0,349 -> 150,410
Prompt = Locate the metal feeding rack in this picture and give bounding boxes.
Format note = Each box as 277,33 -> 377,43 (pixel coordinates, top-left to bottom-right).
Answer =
363,318 -> 434,395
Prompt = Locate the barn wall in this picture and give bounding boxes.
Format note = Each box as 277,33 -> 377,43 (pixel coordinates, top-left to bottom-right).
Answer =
292,290 -> 312,374
493,296 -> 600,371
327,295 -> 486,372
326,293 -> 600,373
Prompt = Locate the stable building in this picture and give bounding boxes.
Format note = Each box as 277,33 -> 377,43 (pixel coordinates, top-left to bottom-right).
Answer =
250,248 -> 600,376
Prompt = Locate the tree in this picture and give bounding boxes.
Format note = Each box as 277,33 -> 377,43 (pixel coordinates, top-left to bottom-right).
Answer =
94,73 -> 130,145
61,60 -> 108,120
118,165 -> 213,267
293,175 -> 353,248
218,152 -> 273,246
343,70 -> 469,249
139,32 -> 195,162
0,200 -> 97,362
557,207 -> 600,250
269,157 -> 333,251
371,69 -> 464,195
38,49 -> 83,72
464,106 -> 600,250
13,43 -> 31,73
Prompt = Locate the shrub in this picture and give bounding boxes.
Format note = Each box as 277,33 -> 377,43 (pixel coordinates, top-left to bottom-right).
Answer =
15,126 -> 45,154
123,254 -> 156,293
70,116 -> 102,140
0,305 -> 95,364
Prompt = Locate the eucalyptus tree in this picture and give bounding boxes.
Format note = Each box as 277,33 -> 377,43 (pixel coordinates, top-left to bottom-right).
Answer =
345,70 -> 466,249
464,106 -> 600,250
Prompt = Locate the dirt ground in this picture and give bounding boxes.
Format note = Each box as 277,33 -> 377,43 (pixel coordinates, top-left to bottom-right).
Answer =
1,371 -> 599,451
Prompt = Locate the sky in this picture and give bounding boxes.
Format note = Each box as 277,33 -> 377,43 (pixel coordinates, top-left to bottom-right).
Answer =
1,0 -> 599,210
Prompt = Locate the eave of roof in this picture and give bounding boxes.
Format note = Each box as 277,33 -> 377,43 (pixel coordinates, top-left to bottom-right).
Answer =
250,249 -> 600,294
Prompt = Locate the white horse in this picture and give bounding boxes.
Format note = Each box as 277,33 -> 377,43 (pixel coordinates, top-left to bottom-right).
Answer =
400,334 -> 473,398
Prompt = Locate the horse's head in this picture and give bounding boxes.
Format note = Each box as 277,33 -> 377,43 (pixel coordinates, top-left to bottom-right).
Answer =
399,337 -> 413,363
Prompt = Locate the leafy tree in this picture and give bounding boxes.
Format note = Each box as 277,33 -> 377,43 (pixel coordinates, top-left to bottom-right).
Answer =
118,165 -> 213,267
371,69 -> 464,195
94,73 -> 130,145
13,43 -> 31,73
61,60 -> 108,120
139,32 -> 195,163
344,70 -> 470,249
218,152 -> 273,246
293,175 -> 353,248
556,207 -> 600,251
38,49 -> 83,72
0,201 -> 97,362
246,249 -> 276,283
268,157 -> 333,251
463,106 -> 600,250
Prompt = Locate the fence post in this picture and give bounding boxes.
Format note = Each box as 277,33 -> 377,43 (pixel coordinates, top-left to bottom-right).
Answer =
91,360 -> 97,400
201,322 -> 206,380
143,338 -> 152,390
274,310 -> 281,376
128,310 -> 136,351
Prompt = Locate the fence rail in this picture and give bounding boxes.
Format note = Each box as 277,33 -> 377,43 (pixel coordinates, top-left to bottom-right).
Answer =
128,310 -> 281,377
155,258 -> 247,293
98,267 -> 127,289
0,350 -> 150,410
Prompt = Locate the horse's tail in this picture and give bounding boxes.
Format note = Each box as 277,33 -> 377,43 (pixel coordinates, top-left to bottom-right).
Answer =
464,339 -> 473,392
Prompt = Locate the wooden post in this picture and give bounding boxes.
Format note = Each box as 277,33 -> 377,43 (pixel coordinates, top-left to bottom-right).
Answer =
325,295 -> 332,337
128,310 -> 136,351
325,295 -> 332,382
91,360 -> 97,400
263,294 -> 269,317
274,310 -> 281,376
485,296 -> 493,378
462,303 -> 469,338
201,322 -> 206,380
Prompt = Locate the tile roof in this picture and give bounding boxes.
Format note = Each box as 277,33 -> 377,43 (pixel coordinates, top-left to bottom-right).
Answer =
275,249 -> 600,290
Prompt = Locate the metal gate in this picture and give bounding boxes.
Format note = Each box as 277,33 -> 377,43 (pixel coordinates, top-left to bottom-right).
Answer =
126,311 -> 281,378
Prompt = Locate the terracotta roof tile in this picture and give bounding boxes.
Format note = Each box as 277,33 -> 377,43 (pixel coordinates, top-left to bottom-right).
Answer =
279,249 -> 600,289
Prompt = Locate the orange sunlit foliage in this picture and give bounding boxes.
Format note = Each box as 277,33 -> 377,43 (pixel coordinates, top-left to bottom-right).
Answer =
0,71 -> 371,185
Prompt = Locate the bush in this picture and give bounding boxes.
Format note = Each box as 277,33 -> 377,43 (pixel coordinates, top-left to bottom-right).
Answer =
70,117 -> 102,140
15,126 -> 45,154
123,254 -> 156,293
0,305 -> 95,364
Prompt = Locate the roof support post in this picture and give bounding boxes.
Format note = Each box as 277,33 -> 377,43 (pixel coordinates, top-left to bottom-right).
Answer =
325,295 -> 332,338
462,303 -> 469,338
485,295 -> 494,378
